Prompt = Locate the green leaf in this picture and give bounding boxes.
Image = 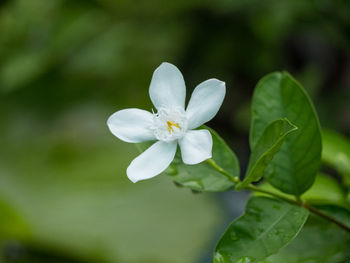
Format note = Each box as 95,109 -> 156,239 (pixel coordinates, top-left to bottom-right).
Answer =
264,218 -> 350,263
213,196 -> 309,263
250,72 -> 322,195
255,173 -> 347,207
137,127 -> 240,192
322,129 -> 350,187
236,119 -> 297,190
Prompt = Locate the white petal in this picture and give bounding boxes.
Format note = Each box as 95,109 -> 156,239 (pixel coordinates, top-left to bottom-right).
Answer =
107,108 -> 155,143
127,141 -> 177,183
179,129 -> 213,165
149,62 -> 186,110
186,79 -> 226,130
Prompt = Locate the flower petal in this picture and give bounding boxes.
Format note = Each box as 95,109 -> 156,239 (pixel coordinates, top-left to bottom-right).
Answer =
127,141 -> 177,183
107,108 -> 155,143
179,129 -> 212,165
186,79 -> 226,130
149,62 -> 186,110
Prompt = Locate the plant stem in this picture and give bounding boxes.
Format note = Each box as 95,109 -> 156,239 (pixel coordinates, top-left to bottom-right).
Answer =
245,184 -> 298,205
246,184 -> 350,234
207,159 -> 350,234
302,202 -> 350,234
206,159 -> 240,183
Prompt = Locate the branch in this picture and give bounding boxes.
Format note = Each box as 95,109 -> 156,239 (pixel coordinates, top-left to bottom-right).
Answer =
207,159 -> 350,234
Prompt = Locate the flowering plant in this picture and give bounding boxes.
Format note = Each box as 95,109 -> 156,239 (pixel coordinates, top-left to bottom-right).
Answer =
108,63 -> 350,262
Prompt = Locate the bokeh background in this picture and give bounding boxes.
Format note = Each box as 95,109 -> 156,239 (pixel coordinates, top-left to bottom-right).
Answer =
0,0 -> 349,262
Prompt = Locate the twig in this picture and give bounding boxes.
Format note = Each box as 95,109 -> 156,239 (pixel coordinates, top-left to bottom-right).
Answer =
207,159 -> 350,234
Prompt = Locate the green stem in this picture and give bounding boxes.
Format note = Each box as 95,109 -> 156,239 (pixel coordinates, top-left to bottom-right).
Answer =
246,184 -> 350,234
206,159 -> 239,183
245,184 -> 298,205
302,202 -> 350,234
207,159 -> 350,234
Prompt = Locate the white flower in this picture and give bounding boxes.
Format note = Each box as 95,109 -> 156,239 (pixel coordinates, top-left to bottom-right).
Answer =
107,62 -> 226,183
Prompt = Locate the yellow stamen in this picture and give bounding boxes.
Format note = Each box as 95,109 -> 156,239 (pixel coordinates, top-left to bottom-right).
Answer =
167,121 -> 181,133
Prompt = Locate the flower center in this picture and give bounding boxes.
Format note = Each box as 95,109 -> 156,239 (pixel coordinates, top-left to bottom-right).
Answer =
152,107 -> 187,142
167,121 -> 181,133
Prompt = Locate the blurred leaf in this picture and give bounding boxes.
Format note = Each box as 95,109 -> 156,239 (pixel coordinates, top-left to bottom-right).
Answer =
213,196 -> 308,263
322,129 -> 350,187
263,217 -> 350,263
0,4 -> 107,92
302,174 -> 347,206
250,72 -> 322,196
2,242 -> 105,263
236,119 -> 297,190
138,126 -> 239,192
256,173 -> 347,207
0,109 -> 224,263
0,51 -> 47,91
0,199 -> 29,239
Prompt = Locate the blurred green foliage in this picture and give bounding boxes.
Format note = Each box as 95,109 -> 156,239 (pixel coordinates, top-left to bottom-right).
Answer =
0,0 -> 349,262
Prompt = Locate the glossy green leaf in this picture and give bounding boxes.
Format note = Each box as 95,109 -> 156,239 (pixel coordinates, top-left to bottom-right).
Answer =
213,196 -> 308,263
256,173 -> 347,207
236,119 -> 297,190
264,218 -> 350,263
137,127 -> 239,192
322,129 -> 350,187
250,72 -> 322,195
